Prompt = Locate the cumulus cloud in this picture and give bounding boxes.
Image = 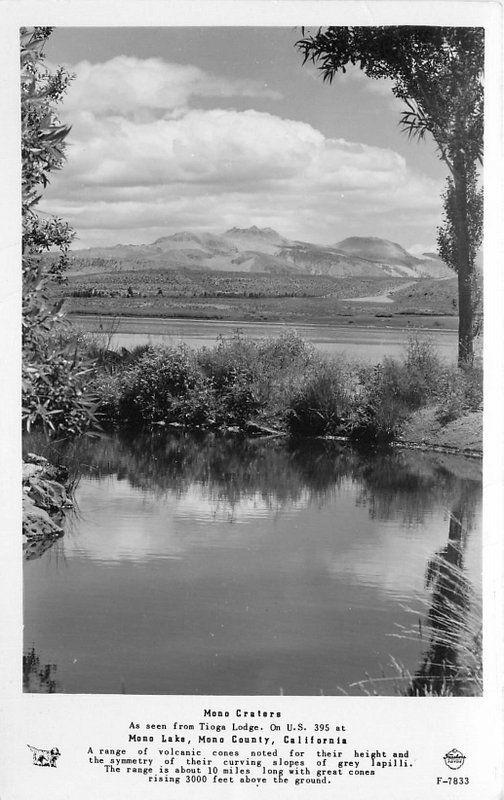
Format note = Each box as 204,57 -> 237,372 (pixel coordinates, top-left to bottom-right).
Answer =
56,55 -> 281,118
43,55 -> 442,248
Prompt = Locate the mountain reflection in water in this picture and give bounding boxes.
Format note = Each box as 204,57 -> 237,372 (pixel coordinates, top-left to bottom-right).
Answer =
23,431 -> 482,695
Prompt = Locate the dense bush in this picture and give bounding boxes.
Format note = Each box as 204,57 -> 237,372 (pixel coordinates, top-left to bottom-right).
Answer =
348,336 -> 446,444
435,364 -> 483,425
360,336 -> 442,414
287,358 -> 360,437
346,335 -> 483,445
349,362 -> 408,445
88,331 -> 482,443
197,333 -> 261,426
93,331 -> 318,430
401,335 -> 444,408
114,346 -> 215,427
23,339 -> 98,435
254,333 -> 316,426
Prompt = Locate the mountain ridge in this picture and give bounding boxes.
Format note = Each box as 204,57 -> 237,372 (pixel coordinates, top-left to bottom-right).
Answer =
68,226 -> 453,280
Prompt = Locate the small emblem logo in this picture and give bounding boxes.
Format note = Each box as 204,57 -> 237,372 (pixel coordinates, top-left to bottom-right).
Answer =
443,749 -> 466,770
28,744 -> 61,767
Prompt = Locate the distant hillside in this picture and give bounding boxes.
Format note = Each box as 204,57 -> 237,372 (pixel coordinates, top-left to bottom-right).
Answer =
421,249 -> 483,273
66,226 -> 453,280
277,242 -> 389,277
154,231 -> 235,255
222,225 -> 290,255
333,236 -> 452,278
334,236 -> 421,268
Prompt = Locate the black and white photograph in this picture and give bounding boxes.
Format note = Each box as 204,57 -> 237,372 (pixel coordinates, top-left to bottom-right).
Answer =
1,2 -> 503,798
20,22 -> 487,698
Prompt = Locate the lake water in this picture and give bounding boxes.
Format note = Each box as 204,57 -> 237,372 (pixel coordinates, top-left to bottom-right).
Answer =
71,314 -> 459,363
24,432 -> 482,695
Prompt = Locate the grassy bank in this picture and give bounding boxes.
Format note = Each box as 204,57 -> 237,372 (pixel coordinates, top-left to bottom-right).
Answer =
85,330 -> 482,447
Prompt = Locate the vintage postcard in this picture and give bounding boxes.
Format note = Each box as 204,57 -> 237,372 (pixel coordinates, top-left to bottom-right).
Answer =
0,1 -> 502,798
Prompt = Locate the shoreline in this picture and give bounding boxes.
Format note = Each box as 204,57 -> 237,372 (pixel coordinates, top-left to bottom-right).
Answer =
23,408 -> 481,555
395,440 -> 482,459
70,311 -> 459,335
397,408 -> 482,458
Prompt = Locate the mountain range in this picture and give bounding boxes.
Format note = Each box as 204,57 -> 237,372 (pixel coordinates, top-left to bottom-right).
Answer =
68,226 -> 453,279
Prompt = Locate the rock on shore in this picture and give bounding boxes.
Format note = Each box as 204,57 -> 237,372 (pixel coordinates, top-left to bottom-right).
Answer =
22,454 -> 73,560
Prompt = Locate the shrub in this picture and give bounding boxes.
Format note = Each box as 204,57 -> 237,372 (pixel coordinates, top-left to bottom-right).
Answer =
198,330 -> 316,428
254,332 -> 316,424
256,329 -> 315,372
91,371 -> 123,425
89,330 -> 482,441
197,333 -> 261,427
354,336 -> 443,419
84,339 -> 151,372
399,334 -> 444,409
434,367 -> 466,424
199,333 -> 258,386
349,335 -> 445,444
350,362 -> 409,445
115,345 -> 216,427
212,368 -> 262,427
22,329 -> 99,435
287,357 -> 360,437
460,365 -> 483,411
434,364 -> 483,425
94,331 -> 322,432
353,339 -> 483,439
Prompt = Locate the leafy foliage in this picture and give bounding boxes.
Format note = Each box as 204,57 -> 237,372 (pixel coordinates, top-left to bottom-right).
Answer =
296,26 -> 484,365
92,331 -> 316,431
115,345 -> 216,427
287,358 -> 360,437
21,27 -> 98,435
437,168 -> 483,340
351,336 -> 449,444
198,331 -> 314,427
297,27 -> 483,163
88,330 -> 480,444
434,364 -> 483,425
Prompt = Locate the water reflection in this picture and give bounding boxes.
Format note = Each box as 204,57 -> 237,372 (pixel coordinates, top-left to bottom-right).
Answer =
23,646 -> 60,693
25,429 -> 474,522
407,484 -> 481,696
23,430 -> 482,695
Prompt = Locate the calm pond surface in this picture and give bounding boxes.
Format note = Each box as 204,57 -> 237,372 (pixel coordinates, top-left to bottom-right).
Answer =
71,314 -> 459,363
24,432 -> 481,695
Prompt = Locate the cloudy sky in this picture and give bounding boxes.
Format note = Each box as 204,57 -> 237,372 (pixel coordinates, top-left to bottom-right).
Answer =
43,27 -> 446,252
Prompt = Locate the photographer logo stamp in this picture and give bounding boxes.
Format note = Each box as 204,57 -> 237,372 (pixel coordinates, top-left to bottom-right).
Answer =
443,748 -> 466,770
28,744 -> 61,767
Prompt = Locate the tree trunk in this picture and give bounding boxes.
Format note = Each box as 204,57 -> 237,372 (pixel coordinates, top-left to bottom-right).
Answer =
457,269 -> 474,368
452,159 -> 474,368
